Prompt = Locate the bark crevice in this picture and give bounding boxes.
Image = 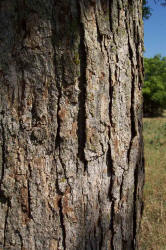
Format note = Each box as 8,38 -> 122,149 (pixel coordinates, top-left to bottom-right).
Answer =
16,230 -> 23,249
98,215 -> 103,249
77,0 -> 88,172
127,42 -> 137,164
27,179 -> 32,219
0,119 -> 6,188
58,197 -> 66,250
55,74 -> 62,150
106,143 -> 113,179
109,66 -> 114,127
3,200 -> 10,248
109,0 -> 113,32
132,163 -> 139,248
107,146 -> 115,249
110,199 -> 115,250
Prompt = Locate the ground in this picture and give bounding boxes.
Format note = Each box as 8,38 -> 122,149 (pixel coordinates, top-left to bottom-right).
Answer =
139,111 -> 166,249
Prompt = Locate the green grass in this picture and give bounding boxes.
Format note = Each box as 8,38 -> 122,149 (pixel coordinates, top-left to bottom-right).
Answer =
139,112 -> 166,249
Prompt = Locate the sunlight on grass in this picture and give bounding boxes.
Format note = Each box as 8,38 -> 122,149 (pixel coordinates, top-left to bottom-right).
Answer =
139,112 -> 166,249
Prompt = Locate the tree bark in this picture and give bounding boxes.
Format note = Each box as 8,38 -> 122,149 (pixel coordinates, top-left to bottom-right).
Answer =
0,0 -> 144,249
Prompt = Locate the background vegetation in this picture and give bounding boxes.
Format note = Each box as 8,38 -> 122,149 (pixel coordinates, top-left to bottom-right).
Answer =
143,55 -> 166,116
143,0 -> 166,20
139,113 -> 166,249
139,1 -> 166,248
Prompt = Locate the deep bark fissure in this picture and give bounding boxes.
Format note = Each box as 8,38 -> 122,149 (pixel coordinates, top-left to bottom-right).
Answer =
55,69 -> 62,150
77,0 -> 88,172
120,174 -> 126,247
136,25 -> 143,91
58,198 -> 66,250
0,121 -> 11,205
20,70 -> 26,109
98,207 -> 104,249
110,199 -> 115,250
107,145 -> 115,249
108,1 -> 117,242
132,163 -> 139,248
31,97 -> 39,126
109,66 -> 114,127
51,14 -> 71,243
0,191 -> 9,206
16,230 -> 23,249
120,174 -> 124,201
52,16 -> 69,244
97,192 -> 103,249
117,1 -> 121,27
27,179 -> 32,219
106,143 -> 113,180
3,201 -> 10,247
109,0 -> 114,32
52,3 -> 63,150
55,168 -> 63,197
0,119 -> 6,188
127,42 -> 137,164
98,216 -> 103,249
28,163 -> 32,178
130,72 -> 137,135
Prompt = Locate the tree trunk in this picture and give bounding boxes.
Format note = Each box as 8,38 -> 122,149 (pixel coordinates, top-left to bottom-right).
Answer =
0,0 -> 144,249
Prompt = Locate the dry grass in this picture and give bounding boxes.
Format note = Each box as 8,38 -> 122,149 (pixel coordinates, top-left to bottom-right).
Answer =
139,112 -> 166,249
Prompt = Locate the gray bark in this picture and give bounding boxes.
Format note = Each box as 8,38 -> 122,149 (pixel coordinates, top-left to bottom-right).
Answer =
0,0 -> 144,249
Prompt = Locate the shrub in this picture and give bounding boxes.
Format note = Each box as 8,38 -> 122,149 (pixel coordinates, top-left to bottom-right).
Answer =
143,55 -> 166,116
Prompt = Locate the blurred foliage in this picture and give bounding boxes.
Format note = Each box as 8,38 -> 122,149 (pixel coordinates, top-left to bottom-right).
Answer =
143,0 -> 166,20
143,0 -> 152,20
143,55 -> 166,116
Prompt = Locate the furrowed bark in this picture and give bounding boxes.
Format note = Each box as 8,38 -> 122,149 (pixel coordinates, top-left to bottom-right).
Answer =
0,0 -> 144,249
